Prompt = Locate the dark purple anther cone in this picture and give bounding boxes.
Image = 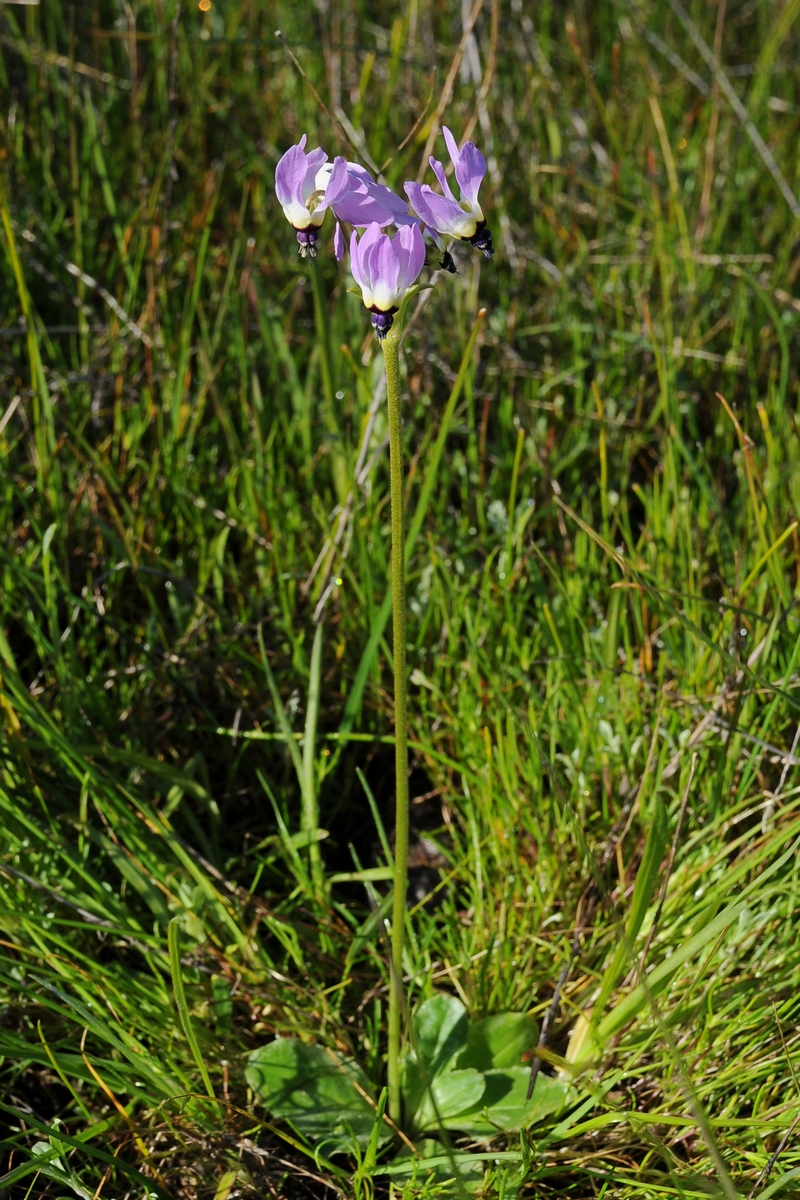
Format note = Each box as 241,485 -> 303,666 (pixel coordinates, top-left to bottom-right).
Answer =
371,311 -> 394,340
469,224 -> 494,260
440,250 -> 458,274
296,228 -> 318,258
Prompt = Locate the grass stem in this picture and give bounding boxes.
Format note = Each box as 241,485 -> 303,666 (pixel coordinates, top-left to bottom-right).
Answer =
167,917 -> 215,1101
302,620 -> 325,899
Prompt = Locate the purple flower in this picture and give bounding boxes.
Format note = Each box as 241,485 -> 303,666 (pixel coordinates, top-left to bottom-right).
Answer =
275,135 -> 338,257
349,223 -> 426,339
404,126 -> 493,260
276,137 -> 418,260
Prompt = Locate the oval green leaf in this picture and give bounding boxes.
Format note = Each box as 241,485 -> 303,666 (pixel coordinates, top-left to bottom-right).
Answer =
457,1012 -> 539,1072
455,1067 -> 573,1137
412,994 -> 469,1077
413,1068 -> 486,1132
246,1039 -> 376,1147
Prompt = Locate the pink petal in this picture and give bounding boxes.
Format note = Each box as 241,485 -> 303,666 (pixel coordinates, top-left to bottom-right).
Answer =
351,223 -> 385,293
333,187 -> 396,227
429,156 -> 456,202
369,232 -> 401,310
366,178 -> 410,218
404,182 -> 436,226
396,224 -> 425,291
442,126 -> 461,169
454,141 -> 487,208
349,228 -> 369,291
324,156 -> 351,206
275,142 -> 309,207
358,222 -> 385,255
406,184 -> 467,237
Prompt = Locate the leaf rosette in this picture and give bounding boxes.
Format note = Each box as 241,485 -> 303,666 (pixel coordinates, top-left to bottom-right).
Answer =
246,994 -> 574,1152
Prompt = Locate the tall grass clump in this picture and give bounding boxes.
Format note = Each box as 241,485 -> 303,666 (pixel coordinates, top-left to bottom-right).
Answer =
1,1 -> 800,1197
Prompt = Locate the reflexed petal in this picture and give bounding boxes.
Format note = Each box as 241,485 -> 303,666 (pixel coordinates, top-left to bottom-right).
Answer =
333,186 -> 395,227
366,178 -> 412,219
357,222 -> 385,257
409,128 -> 489,242
349,228 -> 370,292
403,182 -> 438,227
369,233 -> 401,312
407,185 -> 478,239
394,211 -> 423,229
346,163 -> 408,215
323,161 -> 411,228
429,156 -> 456,201
395,223 -> 425,291
350,223 -> 385,307
275,143 -> 310,206
306,147 -> 329,174
324,157 -> 351,207
442,126 -> 460,169
333,221 -> 345,261
407,223 -> 426,282
393,229 -> 412,289
347,163 -> 373,181
454,141 -> 487,208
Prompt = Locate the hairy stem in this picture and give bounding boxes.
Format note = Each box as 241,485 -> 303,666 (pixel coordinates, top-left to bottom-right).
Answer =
382,324 -> 409,1127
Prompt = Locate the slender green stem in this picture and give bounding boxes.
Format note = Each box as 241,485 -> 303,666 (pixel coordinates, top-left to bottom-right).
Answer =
382,324 -> 409,1128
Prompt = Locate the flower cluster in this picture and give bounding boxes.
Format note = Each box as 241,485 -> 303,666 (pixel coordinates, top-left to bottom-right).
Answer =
274,127 -> 493,339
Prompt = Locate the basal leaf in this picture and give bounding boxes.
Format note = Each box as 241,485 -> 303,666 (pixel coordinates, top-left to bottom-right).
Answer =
413,1067 -> 486,1132
457,1012 -> 538,1072
246,1038 -> 376,1148
412,994 -> 469,1077
399,1053 -> 426,1125
455,1067 -> 573,1137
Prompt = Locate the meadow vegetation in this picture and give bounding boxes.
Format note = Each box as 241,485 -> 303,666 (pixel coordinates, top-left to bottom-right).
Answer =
1,0 -> 800,1196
